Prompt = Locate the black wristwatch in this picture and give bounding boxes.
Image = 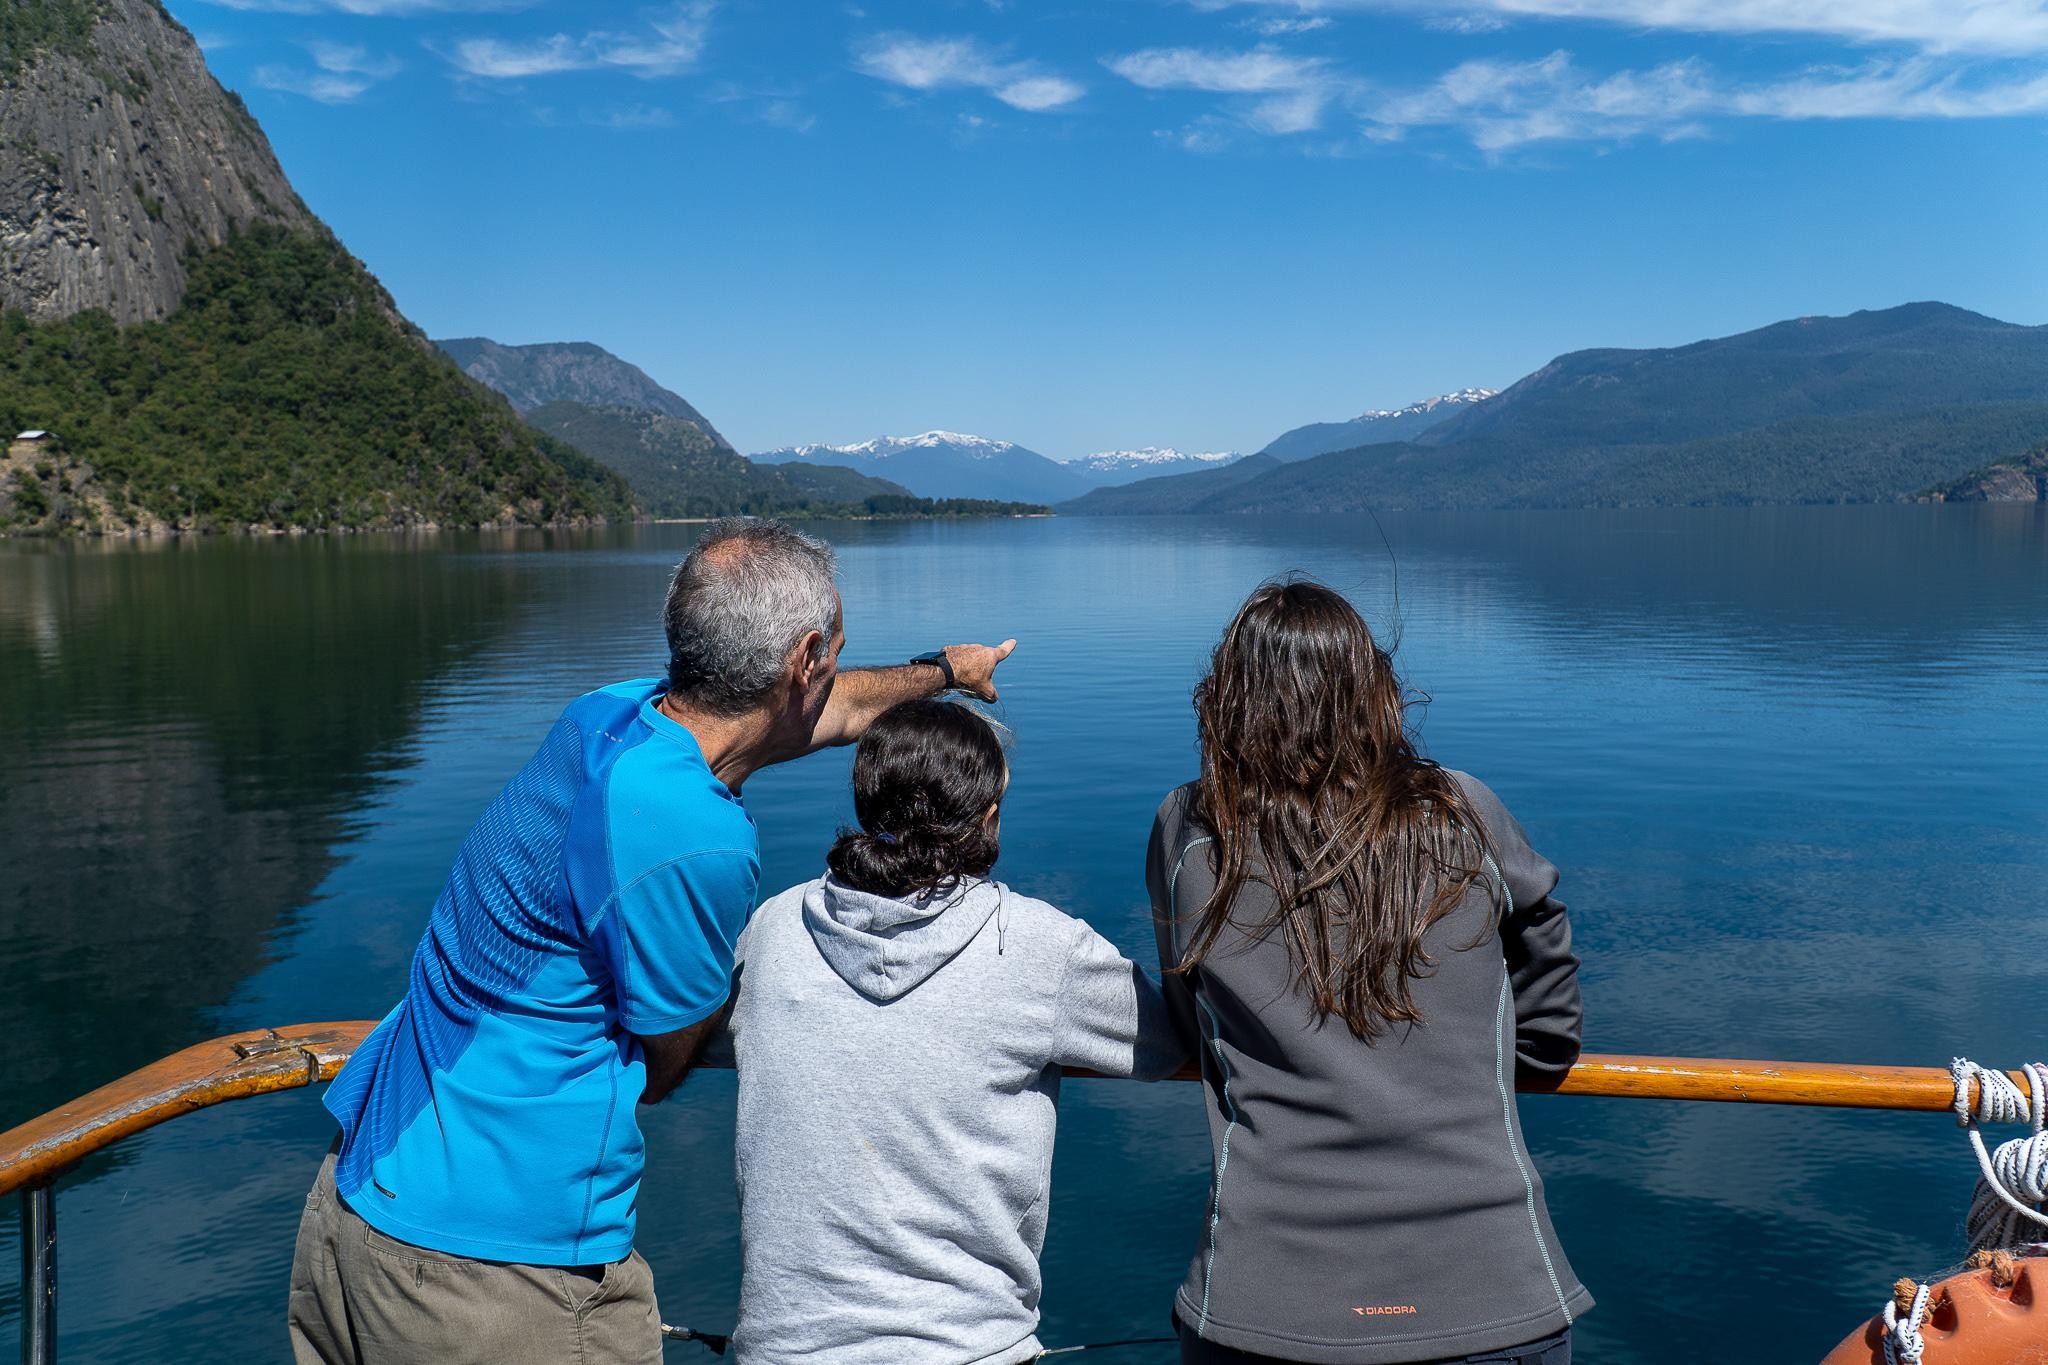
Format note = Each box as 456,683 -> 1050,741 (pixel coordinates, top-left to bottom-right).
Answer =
910,649 -> 956,690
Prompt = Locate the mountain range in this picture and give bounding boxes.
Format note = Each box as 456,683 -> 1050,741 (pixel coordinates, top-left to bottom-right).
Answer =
2,4 -> 2039,532
436,337 -> 732,448
753,431 -> 1092,506
437,347 -> 1048,520
1065,304 -> 2048,515
523,402 -> 933,520
1260,389 -> 1498,462
1069,447 -> 1243,481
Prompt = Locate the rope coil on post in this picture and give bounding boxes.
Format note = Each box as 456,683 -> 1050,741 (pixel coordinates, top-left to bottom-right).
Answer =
1852,1059 -> 2046,1364
1949,1058 -> 2048,1253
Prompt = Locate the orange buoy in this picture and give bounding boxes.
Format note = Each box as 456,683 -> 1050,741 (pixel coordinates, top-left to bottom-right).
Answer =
1820,1253 -> 2047,1364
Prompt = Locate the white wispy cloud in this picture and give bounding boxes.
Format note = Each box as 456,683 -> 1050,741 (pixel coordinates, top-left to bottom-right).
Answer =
706,81 -> 821,132
528,102 -> 677,129
1366,50 -> 2048,150
1215,1 -> 2048,57
596,102 -> 677,128
1110,46 -> 1328,93
205,0 -> 530,13
1246,15 -> 1331,35
254,39 -> 401,102
254,67 -> 373,101
1424,13 -> 1509,34
1369,51 -> 1712,148
854,34 -> 1084,111
1108,45 -> 1339,132
310,41 -> 403,79
1112,35 -> 2048,153
759,100 -> 817,132
445,1 -> 714,79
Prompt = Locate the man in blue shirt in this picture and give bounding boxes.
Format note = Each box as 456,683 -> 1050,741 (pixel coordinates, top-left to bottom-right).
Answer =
288,518 -> 1015,1364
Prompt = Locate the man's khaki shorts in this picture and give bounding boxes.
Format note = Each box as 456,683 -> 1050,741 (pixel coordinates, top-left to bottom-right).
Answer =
287,1149 -> 662,1365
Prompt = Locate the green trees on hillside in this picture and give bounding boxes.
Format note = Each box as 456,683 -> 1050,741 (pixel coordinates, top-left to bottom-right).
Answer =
0,225 -> 634,532
0,0 -> 109,80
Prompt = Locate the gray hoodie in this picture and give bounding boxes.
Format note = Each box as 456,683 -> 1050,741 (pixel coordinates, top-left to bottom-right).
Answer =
725,875 -> 1187,1365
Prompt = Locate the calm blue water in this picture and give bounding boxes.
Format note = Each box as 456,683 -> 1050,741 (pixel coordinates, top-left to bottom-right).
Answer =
2,507 -> 2045,1363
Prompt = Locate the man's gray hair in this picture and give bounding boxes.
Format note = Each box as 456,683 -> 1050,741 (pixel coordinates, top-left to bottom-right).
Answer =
664,518 -> 839,716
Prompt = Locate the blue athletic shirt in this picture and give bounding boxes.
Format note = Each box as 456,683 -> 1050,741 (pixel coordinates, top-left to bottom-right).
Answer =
324,678 -> 759,1265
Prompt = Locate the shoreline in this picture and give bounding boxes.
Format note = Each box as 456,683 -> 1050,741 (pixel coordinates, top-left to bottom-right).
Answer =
0,511 -> 1060,541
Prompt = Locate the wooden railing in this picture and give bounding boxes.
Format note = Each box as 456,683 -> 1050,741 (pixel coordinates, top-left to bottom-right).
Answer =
0,1022 -> 2035,1363
0,1024 -> 368,1201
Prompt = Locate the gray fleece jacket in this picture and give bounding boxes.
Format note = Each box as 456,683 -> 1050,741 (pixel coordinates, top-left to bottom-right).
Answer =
1150,772 -> 1591,1363
724,875 -> 1186,1365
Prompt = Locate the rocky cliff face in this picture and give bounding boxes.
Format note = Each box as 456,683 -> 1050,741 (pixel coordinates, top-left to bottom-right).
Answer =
1,0 -> 311,323
0,0 -> 633,534
436,336 -> 733,448
1923,445 -> 2048,502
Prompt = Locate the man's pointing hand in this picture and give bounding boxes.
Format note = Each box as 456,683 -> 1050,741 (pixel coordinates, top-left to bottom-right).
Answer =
945,639 -> 1018,703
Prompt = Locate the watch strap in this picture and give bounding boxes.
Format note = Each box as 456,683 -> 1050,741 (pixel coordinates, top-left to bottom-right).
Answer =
910,649 -> 955,690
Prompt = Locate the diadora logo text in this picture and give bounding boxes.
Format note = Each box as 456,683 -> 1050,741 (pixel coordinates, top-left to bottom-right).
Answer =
1352,1305 -> 1419,1316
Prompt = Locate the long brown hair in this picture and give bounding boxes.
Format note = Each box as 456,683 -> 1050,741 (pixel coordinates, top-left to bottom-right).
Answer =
1178,579 -> 1492,1039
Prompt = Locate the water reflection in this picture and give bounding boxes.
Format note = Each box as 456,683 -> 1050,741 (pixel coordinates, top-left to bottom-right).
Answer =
0,507 -> 2043,1364
0,536 -> 534,1122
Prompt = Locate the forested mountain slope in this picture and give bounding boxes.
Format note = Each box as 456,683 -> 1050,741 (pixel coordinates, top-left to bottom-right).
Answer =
438,337 -> 731,449
1065,304 -> 2048,514
0,0 -> 632,533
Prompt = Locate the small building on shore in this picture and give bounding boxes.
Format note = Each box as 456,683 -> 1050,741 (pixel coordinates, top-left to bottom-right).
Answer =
10,430 -> 56,460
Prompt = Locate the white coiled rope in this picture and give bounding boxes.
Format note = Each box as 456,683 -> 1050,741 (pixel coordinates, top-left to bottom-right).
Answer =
1874,1058 -> 2046,1364
1881,1281 -> 1930,1365
1949,1057 -> 2048,1253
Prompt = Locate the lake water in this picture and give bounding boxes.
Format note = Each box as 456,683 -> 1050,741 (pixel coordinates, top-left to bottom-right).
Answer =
3,507 -> 2046,1364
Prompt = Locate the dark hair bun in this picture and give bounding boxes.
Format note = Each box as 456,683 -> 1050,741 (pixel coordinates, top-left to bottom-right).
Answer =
827,699 -> 1007,899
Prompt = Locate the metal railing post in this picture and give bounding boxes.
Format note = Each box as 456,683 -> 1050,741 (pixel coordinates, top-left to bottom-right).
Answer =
19,1183 -> 55,1365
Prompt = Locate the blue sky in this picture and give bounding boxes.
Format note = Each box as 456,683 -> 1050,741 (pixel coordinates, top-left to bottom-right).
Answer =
177,0 -> 2048,458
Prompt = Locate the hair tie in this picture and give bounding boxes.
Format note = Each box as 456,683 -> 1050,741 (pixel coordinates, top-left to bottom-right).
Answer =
875,831 -> 899,846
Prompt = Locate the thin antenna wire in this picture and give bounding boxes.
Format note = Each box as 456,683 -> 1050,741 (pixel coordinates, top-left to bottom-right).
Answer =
1361,503 -> 1404,654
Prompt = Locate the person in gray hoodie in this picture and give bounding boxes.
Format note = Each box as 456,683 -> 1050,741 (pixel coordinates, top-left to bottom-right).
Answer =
723,698 -> 1188,1364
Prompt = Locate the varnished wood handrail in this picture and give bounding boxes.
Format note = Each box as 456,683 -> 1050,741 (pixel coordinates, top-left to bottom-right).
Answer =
0,1021 -> 2033,1199
0,1023 -> 372,1199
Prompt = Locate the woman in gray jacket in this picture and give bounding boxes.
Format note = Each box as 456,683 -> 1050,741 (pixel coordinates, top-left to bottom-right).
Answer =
726,698 -> 1186,1364
1150,580 -> 1591,1365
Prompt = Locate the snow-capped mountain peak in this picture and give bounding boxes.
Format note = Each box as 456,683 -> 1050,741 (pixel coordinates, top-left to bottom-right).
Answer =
782,430 -> 1017,461
1070,446 -> 1240,473
1353,387 -> 1497,423
749,429 -> 1085,503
